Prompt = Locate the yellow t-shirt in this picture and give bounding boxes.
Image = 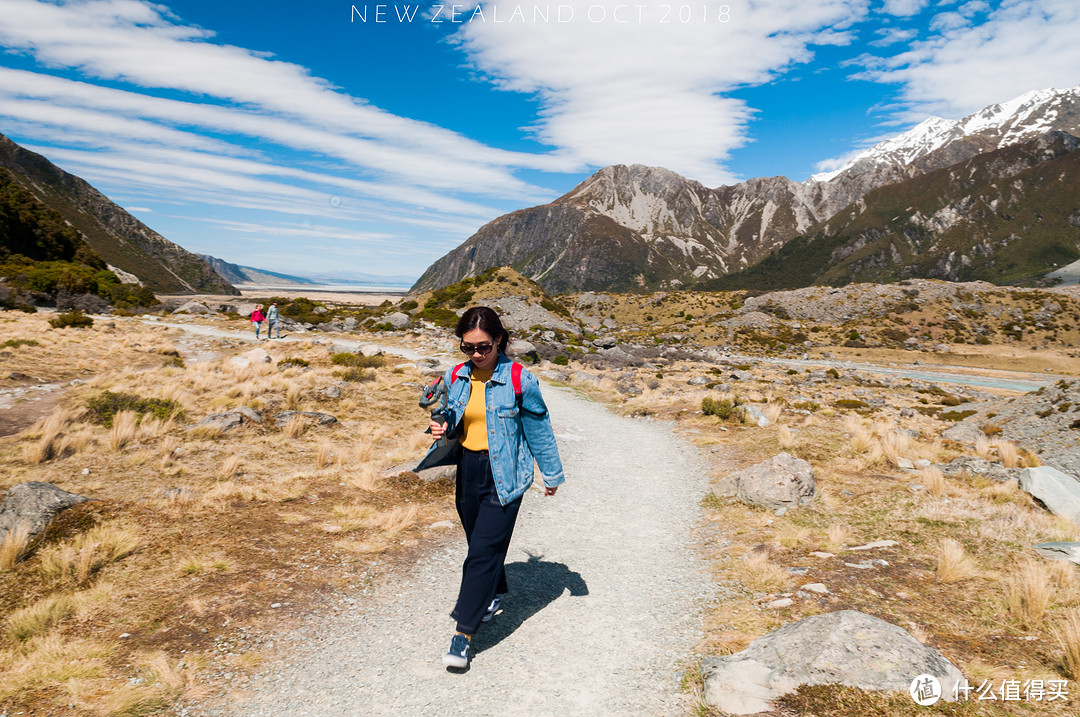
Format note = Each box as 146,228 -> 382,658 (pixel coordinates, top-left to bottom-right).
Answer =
460,368 -> 493,451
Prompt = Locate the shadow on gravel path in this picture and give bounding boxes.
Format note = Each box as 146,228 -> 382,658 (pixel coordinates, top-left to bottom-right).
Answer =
471,554 -> 589,655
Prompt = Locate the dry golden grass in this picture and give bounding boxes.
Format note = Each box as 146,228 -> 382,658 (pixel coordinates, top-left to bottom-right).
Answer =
776,522 -> 813,550
1005,560 -> 1053,629
218,453 -> 242,480
920,467 -> 946,498
37,521 -> 142,585
283,414 -> 306,439
823,523 -> 851,552
347,464 -> 381,492
763,403 -> 783,425
316,443 -> 334,469
1052,608 -> 1080,681
4,593 -> 77,642
777,425 -> 796,450
107,410 -> 140,452
740,552 -> 792,593
1,524 -> 32,569
935,538 -> 981,583
0,633 -> 114,703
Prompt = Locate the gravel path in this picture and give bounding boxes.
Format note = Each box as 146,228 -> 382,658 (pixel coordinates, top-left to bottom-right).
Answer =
185,384 -> 716,717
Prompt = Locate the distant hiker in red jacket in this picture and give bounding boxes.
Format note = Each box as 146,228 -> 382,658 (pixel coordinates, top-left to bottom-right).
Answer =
251,304 -> 265,339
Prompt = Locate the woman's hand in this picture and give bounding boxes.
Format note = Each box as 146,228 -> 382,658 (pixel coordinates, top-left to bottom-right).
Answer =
544,486 -> 558,497
429,419 -> 446,440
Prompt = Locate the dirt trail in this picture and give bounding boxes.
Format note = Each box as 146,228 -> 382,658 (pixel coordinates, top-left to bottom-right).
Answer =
183,384 -> 716,717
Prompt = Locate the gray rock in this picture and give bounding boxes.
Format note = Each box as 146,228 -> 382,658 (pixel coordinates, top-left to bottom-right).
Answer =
272,411 -> 339,428
939,456 -> 1020,482
316,321 -> 345,333
192,412 -> 244,432
941,422 -> 984,445
0,482 -> 90,549
572,371 -> 602,384
732,370 -> 755,381
687,376 -> 709,386
1020,466 -> 1080,523
231,406 -> 263,424
702,610 -> 964,715
593,336 -> 617,349
323,384 -> 342,399
313,306 -> 329,315
342,317 -> 359,331
729,453 -> 815,511
382,312 -> 411,329
172,300 -> 212,315
616,382 -> 643,396
229,348 -> 272,369
381,461 -> 456,482
1032,542 -> 1080,564
508,338 -> 536,355
848,540 -> 898,551
745,405 -> 770,427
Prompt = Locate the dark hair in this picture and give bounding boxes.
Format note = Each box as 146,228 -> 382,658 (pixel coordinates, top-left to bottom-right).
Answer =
455,306 -> 509,355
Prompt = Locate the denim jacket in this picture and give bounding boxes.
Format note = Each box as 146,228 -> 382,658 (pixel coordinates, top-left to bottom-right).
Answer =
420,354 -> 564,505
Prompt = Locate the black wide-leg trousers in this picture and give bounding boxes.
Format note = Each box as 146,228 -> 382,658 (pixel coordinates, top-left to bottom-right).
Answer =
451,448 -> 522,634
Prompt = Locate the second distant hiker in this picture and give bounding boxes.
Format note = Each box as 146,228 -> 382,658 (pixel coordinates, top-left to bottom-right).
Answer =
266,301 -> 281,339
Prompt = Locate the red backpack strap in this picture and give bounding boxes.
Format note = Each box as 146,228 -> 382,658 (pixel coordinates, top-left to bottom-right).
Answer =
450,362 -> 467,384
511,362 -> 523,407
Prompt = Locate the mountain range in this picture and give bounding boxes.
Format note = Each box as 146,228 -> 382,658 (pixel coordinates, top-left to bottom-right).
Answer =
413,86 -> 1080,294
0,131 -> 237,295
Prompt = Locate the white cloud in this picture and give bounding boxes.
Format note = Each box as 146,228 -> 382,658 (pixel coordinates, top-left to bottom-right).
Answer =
879,0 -> 928,17
854,0 -> 1080,120
448,0 -> 869,186
870,26 -> 918,46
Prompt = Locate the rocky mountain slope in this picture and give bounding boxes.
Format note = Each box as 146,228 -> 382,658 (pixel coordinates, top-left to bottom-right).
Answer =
198,254 -> 314,287
414,86 -> 1080,294
0,132 -> 237,295
707,130 -> 1080,290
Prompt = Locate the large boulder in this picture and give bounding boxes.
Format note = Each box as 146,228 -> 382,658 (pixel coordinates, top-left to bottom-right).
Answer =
1032,542 -> 1080,564
941,422 -> 984,445
702,610 -> 965,715
1020,466 -> 1080,523
727,453 -> 815,510
229,347 -> 273,369
382,312 -> 412,329
0,482 -> 90,549
172,301 -> 212,315
190,407 -> 262,433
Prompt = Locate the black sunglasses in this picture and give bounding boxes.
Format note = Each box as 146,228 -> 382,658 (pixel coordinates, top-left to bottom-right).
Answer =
460,342 -> 494,356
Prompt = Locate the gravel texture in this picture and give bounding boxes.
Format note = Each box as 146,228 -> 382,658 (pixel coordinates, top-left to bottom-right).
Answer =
183,383 -> 715,717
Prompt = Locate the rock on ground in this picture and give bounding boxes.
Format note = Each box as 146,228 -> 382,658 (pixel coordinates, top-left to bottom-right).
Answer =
172,301 -> 212,315
0,481 -> 89,546
723,453 -> 815,510
229,348 -> 273,369
702,610 -> 965,715
1032,542 -> 1080,564
271,411 -> 338,428
1020,466 -> 1080,523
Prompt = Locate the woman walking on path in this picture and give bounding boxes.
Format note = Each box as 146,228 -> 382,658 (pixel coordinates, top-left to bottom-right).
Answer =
250,304 -> 265,339
422,306 -> 564,669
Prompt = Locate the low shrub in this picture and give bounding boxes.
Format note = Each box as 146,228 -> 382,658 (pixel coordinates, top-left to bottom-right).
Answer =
702,397 -> 741,420
833,399 -> 870,410
279,357 -> 310,369
85,391 -> 184,427
331,352 -> 386,368
1,338 -> 39,348
553,355 -> 569,366
825,368 -> 840,379
48,310 -> 93,329
941,410 -> 977,422
340,368 -> 375,383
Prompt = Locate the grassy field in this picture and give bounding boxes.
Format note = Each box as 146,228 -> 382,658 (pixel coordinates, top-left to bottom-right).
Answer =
553,357 -> 1080,716
0,312 -> 452,715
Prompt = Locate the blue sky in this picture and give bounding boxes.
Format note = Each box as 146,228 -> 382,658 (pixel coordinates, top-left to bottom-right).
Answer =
0,0 -> 1078,285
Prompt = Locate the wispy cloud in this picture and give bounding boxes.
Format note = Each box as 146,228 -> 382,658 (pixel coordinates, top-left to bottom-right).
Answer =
448,0 -> 869,187
852,0 -> 1080,120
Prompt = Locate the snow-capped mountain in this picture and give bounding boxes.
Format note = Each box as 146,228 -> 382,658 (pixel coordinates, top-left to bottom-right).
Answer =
414,86 -> 1080,294
812,86 -> 1080,182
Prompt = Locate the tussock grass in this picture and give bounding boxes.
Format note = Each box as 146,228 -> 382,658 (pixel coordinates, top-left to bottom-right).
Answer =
1,524 -> 32,569
0,634 -> 113,703
218,453 -> 242,480
823,523 -> 851,552
920,467 -> 946,498
777,425 -> 797,450
37,521 -> 142,585
740,552 -> 792,593
1053,608 -> 1080,681
316,443 -> 334,469
4,593 -> 76,641
1006,560 -> 1053,629
283,415 -> 305,438
108,410 -> 140,451
935,538 -> 981,583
